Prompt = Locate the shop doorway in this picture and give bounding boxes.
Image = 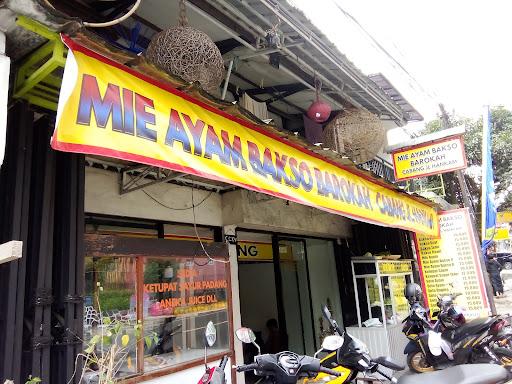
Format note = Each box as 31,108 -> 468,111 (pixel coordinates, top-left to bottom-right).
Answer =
237,232 -> 342,363
277,238 -> 315,355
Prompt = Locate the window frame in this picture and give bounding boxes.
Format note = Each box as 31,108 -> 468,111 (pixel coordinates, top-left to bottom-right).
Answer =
84,233 -> 234,383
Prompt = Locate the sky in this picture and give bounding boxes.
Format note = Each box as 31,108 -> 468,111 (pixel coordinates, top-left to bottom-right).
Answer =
289,0 -> 512,126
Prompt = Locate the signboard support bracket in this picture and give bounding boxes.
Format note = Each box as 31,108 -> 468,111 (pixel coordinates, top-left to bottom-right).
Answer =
119,165 -> 185,195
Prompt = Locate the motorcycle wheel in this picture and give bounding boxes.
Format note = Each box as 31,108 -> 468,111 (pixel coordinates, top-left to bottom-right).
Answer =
407,351 -> 434,373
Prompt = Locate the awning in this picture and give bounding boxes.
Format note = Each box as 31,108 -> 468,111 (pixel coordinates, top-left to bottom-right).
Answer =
52,34 -> 439,237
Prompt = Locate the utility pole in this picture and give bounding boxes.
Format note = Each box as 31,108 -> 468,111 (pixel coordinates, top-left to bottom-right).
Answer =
439,104 -> 496,315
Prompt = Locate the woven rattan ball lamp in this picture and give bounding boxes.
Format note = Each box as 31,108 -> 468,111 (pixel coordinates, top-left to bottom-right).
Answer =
324,109 -> 386,164
145,0 -> 224,94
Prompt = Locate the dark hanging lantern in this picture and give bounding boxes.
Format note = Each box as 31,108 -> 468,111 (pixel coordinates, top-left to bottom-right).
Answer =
307,78 -> 331,123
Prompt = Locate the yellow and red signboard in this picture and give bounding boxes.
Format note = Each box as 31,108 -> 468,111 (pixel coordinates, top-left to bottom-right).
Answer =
414,209 -> 489,319
52,36 -> 439,236
392,136 -> 467,181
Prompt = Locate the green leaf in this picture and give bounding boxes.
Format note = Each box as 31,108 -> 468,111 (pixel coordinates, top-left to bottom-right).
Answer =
90,334 -> 101,345
84,345 -> 94,354
134,324 -> 142,339
102,335 -> 111,345
103,317 -> 111,325
113,323 -> 122,334
121,334 -> 130,347
144,335 -> 153,348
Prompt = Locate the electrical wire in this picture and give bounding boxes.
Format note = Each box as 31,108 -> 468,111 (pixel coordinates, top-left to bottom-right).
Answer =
331,0 -> 438,104
191,188 -> 230,265
83,0 -> 142,28
125,174 -> 228,265
142,188 -> 214,211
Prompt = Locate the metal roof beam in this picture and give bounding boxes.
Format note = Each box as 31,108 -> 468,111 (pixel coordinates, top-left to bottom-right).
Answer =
209,0 -> 352,109
245,83 -> 307,96
256,0 -> 404,121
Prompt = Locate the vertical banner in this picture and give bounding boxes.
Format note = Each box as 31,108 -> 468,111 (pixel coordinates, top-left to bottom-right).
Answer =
481,106 -> 496,251
415,208 -> 490,318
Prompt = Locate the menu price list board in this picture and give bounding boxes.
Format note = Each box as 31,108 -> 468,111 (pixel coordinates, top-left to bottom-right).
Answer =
414,208 -> 489,319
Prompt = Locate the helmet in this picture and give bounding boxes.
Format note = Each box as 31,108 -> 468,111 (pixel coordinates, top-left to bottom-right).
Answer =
441,305 -> 466,329
404,283 -> 422,305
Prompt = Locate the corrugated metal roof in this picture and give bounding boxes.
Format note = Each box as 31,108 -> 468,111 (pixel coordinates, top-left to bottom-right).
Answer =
369,73 -> 424,122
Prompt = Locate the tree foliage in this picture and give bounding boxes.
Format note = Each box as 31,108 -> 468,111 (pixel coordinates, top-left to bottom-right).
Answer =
423,107 -> 512,211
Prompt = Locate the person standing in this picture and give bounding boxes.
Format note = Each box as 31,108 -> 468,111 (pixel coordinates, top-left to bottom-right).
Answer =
263,318 -> 288,354
487,254 -> 504,297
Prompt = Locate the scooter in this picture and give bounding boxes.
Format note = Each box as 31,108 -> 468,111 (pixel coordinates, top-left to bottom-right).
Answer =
234,326 -> 349,384
315,307 -> 512,384
197,321 -> 229,384
300,305 -> 404,383
403,295 -> 512,372
234,307 -> 404,384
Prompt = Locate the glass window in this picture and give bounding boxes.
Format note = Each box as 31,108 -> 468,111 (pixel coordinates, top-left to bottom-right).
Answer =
142,257 -> 229,371
305,239 -> 342,348
83,233 -> 230,379
84,257 -> 138,380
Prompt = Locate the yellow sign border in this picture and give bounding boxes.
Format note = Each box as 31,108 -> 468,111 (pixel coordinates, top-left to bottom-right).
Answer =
52,36 -> 439,236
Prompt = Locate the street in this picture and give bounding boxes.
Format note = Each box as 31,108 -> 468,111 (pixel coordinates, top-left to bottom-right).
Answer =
495,270 -> 512,315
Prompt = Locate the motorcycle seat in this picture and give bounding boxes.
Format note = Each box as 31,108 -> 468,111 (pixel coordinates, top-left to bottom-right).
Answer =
398,364 -> 508,384
442,317 -> 494,343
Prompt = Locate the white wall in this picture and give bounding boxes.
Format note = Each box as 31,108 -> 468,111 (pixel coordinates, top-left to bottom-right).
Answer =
86,168 -> 352,239
85,167 -> 223,226
222,190 -> 352,238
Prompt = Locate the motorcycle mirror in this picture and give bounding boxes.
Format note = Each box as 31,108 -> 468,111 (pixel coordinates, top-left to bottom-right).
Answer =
236,327 -> 261,355
322,305 -> 332,321
373,356 -> 405,371
235,327 -> 256,344
205,321 -> 217,347
321,335 -> 344,351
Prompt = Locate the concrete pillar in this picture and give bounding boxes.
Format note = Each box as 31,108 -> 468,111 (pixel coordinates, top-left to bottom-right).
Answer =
224,225 -> 245,384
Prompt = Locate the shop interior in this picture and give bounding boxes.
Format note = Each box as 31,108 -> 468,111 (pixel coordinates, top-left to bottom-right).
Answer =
236,231 -> 343,363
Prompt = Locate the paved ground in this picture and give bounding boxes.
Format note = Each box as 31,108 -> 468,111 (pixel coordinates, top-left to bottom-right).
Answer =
495,270 -> 512,315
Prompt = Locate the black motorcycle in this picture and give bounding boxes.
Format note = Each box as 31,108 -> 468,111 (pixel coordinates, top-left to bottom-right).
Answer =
234,323 -> 402,384
402,287 -> 512,372
234,323 -> 510,384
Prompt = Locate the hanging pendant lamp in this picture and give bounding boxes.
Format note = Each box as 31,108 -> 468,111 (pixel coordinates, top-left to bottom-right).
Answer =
145,0 -> 224,94
307,78 -> 331,123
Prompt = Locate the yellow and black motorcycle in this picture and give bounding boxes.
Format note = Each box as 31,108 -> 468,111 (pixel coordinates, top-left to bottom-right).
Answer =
301,306 -> 404,383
